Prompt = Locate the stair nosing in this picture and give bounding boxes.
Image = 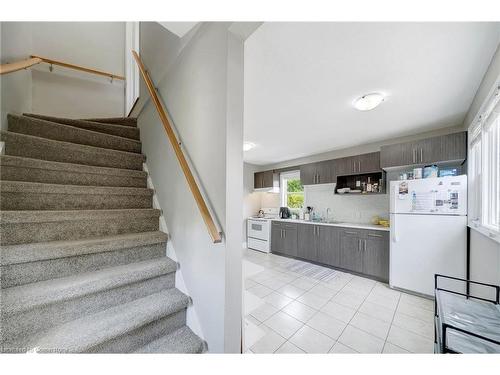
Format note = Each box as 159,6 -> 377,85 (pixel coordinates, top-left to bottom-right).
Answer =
0,231 -> 169,266
134,326 -> 204,353
0,130 -> 146,161
0,155 -> 147,178
8,114 -> 142,152
0,208 -> 160,224
23,113 -> 141,140
0,180 -> 153,196
28,289 -> 189,352
2,258 -> 178,315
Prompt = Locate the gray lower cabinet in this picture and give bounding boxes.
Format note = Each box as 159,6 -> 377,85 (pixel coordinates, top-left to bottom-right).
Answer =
317,226 -> 341,267
271,221 -> 297,257
362,231 -> 389,280
297,223 -> 317,261
271,222 -> 284,254
339,229 -> 364,273
273,221 -> 389,281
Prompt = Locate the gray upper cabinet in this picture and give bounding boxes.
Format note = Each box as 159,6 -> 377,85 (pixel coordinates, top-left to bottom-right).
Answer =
334,152 -> 381,176
357,152 -> 381,174
300,161 -> 332,185
380,131 -> 467,169
254,170 -> 277,189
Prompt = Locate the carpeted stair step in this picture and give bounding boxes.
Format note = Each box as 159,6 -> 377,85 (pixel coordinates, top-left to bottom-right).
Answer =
1,258 -> 178,347
8,114 -> 141,153
24,114 -> 140,140
135,326 -> 205,353
0,209 -> 160,245
6,288 -> 190,353
0,155 -> 147,188
1,231 -> 168,287
0,131 -> 145,170
81,117 -> 137,127
1,181 -> 153,210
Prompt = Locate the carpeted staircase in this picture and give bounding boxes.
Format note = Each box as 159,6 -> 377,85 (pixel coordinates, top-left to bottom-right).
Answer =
0,113 -> 205,353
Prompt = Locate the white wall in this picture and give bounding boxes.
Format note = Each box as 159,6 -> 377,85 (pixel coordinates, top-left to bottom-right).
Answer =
304,184 -> 389,223
463,43 -> 500,289
138,22 -> 243,353
30,22 -> 125,118
0,22 -> 33,131
1,22 -> 125,124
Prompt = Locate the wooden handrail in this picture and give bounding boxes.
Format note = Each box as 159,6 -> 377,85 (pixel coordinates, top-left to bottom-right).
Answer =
132,50 -> 222,244
0,57 -> 42,75
31,55 -> 125,80
0,55 -> 124,81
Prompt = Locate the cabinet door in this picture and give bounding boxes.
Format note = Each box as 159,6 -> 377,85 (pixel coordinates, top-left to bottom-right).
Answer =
316,161 -> 332,184
317,226 -> 340,267
340,229 -> 363,272
416,136 -> 441,165
283,224 -> 298,257
298,224 -> 316,260
333,157 -> 353,177
254,172 -> 263,189
271,223 -> 283,254
380,143 -> 402,168
362,231 -> 389,281
261,170 -> 275,188
358,152 -> 381,173
300,163 -> 317,185
439,132 -> 467,163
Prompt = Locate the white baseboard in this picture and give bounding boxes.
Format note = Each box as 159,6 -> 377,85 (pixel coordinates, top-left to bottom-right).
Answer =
142,162 -> 205,345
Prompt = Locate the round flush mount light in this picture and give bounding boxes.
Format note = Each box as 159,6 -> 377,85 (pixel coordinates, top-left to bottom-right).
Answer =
243,141 -> 256,152
353,93 -> 385,111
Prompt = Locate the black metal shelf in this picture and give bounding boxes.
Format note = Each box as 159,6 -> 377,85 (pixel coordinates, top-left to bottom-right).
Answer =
434,274 -> 500,354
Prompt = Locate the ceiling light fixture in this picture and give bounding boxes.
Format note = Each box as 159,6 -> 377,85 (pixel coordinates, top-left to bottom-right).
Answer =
243,141 -> 256,152
353,93 -> 385,111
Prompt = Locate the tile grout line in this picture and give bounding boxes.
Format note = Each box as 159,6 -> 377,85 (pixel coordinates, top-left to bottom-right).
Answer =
328,279 -> 378,353
381,290 -> 402,353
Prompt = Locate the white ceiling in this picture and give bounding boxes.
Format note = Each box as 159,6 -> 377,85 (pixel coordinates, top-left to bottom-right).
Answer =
158,22 -> 198,38
243,22 -> 500,165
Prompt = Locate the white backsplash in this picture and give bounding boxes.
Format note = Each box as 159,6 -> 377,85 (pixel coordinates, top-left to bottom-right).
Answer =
304,183 -> 389,224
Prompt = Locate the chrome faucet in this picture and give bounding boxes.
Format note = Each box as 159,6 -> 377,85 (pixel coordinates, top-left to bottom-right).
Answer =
326,208 -> 332,222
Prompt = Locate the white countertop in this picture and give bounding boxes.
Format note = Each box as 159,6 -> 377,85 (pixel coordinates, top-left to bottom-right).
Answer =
269,218 -> 390,232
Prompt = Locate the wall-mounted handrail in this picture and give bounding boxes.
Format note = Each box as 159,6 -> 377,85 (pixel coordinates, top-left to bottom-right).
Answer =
0,57 -> 42,75
0,55 -> 125,81
132,50 -> 222,244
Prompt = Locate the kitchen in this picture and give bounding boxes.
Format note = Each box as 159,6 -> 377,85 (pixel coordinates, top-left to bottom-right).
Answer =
242,23 -> 500,354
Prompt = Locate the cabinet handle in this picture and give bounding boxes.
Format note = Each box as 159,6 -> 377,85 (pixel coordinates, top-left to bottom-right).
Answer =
420,148 -> 423,163
344,231 -> 358,235
364,239 -> 367,251
358,239 -> 362,251
358,161 -> 361,172
368,233 -> 383,238
412,149 -> 416,163
284,230 -> 286,238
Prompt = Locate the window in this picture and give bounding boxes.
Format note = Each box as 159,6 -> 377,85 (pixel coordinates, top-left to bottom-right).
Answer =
468,83 -> 500,239
280,171 -> 304,209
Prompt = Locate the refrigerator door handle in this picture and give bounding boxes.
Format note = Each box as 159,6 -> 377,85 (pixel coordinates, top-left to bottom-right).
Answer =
392,215 -> 399,242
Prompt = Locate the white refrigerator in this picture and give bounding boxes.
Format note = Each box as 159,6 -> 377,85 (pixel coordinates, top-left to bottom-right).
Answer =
389,175 -> 467,297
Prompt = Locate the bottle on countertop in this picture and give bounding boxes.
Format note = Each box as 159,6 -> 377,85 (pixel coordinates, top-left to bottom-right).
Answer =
367,177 -> 372,192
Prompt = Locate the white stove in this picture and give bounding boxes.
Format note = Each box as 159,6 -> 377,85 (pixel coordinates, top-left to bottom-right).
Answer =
247,208 -> 278,253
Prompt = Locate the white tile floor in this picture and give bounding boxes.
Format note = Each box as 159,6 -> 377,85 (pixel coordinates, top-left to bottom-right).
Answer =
243,249 -> 435,354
